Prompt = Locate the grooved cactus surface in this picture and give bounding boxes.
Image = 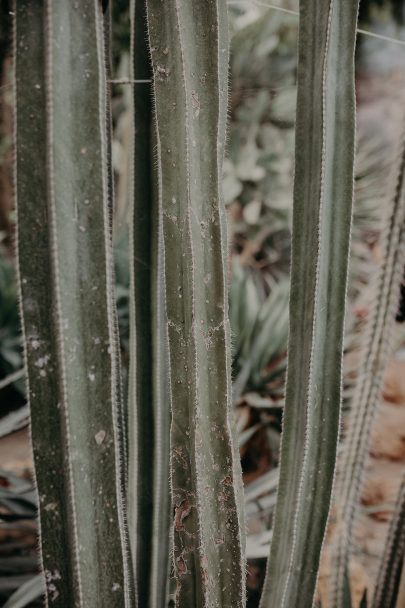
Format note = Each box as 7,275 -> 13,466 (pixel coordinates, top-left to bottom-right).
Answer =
330,116 -> 405,608
372,475 -> 405,608
260,1 -> 359,607
146,1 -> 246,606
14,1 -> 133,605
128,0 -> 171,606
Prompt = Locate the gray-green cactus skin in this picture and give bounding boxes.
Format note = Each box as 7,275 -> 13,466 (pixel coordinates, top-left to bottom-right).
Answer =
127,0 -> 171,606
127,0 -> 153,599
330,120 -> 405,608
146,1 -> 246,606
14,1 -> 133,605
372,475 -> 405,608
259,1 -> 359,607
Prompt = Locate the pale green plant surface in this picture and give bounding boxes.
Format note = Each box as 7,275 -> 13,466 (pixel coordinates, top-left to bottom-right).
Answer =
127,2 -> 171,606
146,0 -> 245,605
259,1 -> 360,607
372,475 -> 405,608
7,2 -> 405,607
330,115 -> 405,607
14,1 -> 133,605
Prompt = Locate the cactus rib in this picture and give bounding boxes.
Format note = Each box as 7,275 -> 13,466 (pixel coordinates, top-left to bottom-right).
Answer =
146,0 -> 246,605
127,0 -> 154,602
127,0 -> 171,605
14,1 -> 132,604
259,1 -> 359,606
330,117 -> 405,607
372,475 -> 405,608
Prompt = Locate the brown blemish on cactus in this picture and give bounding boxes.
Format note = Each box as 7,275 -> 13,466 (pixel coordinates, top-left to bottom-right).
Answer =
176,555 -> 188,577
174,499 -> 192,532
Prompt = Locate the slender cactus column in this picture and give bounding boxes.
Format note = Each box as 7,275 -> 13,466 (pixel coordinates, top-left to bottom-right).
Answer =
330,117 -> 405,608
372,475 -> 405,608
14,1 -> 133,605
260,1 -> 359,607
146,1 -> 246,606
127,1 -> 171,606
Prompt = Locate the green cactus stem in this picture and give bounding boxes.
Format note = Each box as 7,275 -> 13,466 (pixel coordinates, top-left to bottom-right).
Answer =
14,1 -> 133,605
372,475 -> 405,608
259,1 -> 360,606
330,117 -> 405,607
146,0 -> 246,605
127,0 -> 171,606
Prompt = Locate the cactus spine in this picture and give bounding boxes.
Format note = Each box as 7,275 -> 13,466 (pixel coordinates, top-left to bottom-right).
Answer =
146,0 -> 246,605
330,117 -> 405,607
259,1 -> 359,607
127,0 -> 171,605
14,1 -> 132,605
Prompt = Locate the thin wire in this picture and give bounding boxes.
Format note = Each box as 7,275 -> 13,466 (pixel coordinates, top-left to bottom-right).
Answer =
108,79 -> 152,84
228,0 -> 405,47
2,3 -> 403,97
357,27 -> 405,46
229,0 -> 297,15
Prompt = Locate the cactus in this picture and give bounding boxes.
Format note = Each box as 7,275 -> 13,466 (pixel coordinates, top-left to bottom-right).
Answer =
329,115 -> 405,607
127,0 -> 171,606
259,1 -> 359,607
146,0 -> 246,605
396,559 -> 405,608
372,475 -> 405,608
14,1 -> 133,605
16,2 -> 402,607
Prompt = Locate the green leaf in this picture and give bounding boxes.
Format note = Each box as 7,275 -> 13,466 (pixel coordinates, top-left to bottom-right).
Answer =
3,575 -> 45,608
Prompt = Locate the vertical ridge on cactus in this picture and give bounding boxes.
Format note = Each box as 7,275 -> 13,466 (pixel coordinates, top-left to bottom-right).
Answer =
372,475 -> 405,608
127,0 -> 171,605
330,115 -> 405,608
127,0 -> 154,602
259,1 -> 359,607
146,0 -> 246,605
149,159 -> 172,608
149,181 -> 172,608
14,1 -> 133,604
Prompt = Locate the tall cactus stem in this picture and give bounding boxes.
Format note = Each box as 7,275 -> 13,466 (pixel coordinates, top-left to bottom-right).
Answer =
146,0 -> 246,605
330,115 -> 405,607
127,1 -> 171,606
372,475 -> 405,608
14,1 -> 133,604
259,1 -> 359,606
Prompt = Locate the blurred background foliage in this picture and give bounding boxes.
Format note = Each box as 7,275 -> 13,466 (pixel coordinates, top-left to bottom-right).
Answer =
1,0 -> 405,606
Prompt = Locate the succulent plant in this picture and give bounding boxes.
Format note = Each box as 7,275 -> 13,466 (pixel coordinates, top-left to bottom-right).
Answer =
14,1 -> 133,604
11,1 -> 405,607
259,1 -> 360,606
